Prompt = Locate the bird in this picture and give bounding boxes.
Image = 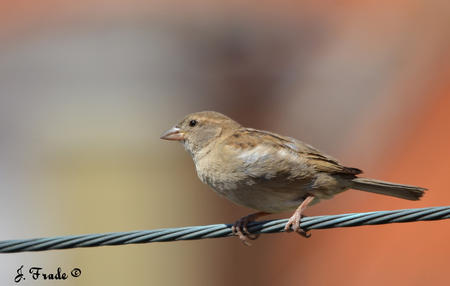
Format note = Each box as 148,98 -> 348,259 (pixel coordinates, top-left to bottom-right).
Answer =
160,111 -> 426,244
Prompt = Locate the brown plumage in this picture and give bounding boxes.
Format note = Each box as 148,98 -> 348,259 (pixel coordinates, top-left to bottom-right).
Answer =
161,111 -> 427,244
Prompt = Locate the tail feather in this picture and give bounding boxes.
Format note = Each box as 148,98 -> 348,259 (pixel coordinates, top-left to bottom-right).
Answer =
350,177 -> 426,201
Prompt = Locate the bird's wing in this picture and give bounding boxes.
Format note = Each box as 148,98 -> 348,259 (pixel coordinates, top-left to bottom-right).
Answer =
223,128 -> 362,177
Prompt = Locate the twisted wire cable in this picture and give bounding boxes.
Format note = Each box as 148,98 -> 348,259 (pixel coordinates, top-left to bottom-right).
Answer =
1,206 -> 449,253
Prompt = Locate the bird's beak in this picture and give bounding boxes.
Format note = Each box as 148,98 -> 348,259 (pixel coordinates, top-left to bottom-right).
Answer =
160,127 -> 185,141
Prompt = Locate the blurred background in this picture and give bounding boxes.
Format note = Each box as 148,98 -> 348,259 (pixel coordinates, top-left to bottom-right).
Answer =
1,0 -> 449,285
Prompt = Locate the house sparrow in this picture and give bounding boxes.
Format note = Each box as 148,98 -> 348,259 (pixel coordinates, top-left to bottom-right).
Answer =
161,111 -> 426,244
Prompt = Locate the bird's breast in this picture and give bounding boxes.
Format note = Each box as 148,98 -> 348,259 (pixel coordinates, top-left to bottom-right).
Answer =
194,155 -> 311,213
195,157 -> 241,193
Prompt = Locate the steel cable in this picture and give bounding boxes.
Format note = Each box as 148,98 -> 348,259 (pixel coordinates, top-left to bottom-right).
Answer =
1,206 -> 448,253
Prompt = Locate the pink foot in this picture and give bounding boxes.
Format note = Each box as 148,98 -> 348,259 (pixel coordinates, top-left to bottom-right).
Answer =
231,212 -> 268,246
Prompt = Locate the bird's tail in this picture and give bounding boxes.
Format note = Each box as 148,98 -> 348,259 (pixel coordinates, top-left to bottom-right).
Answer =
350,177 -> 426,200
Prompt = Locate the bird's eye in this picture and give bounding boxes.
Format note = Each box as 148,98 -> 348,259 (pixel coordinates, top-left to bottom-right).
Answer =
189,120 -> 198,127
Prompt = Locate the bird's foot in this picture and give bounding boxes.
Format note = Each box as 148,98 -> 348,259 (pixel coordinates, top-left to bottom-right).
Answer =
284,213 -> 311,238
232,212 -> 267,246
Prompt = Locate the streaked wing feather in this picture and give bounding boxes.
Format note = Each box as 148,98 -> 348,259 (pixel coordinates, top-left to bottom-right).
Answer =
226,128 -> 362,176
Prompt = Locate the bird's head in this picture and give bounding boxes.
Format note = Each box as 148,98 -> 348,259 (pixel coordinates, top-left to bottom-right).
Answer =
160,111 -> 241,157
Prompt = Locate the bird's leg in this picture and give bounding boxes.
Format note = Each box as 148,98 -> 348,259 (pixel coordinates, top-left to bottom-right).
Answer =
232,212 -> 269,246
284,195 -> 315,238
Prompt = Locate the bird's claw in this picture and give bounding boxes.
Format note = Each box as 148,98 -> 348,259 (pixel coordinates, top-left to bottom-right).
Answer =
284,214 -> 311,238
232,216 -> 260,246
